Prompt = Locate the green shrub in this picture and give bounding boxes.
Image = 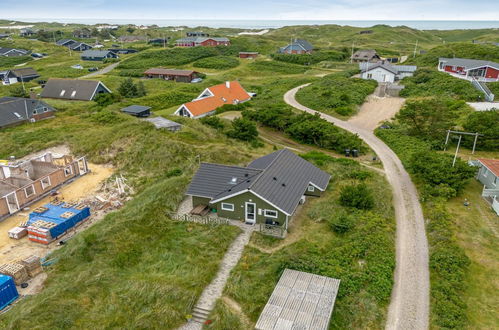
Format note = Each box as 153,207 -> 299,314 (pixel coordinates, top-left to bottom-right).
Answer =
117,78 -> 147,98
462,110 -> 499,151
200,116 -> 225,130
193,56 -> 239,69
0,55 -> 32,68
9,85 -> 29,98
400,69 -> 482,101
409,151 -> 475,196
244,107 -> 365,154
295,73 -> 377,117
328,211 -> 356,234
93,93 -> 121,107
286,113 -> 365,154
339,183 -> 375,209
395,97 -> 471,144
226,118 -> 258,141
407,43 -> 499,67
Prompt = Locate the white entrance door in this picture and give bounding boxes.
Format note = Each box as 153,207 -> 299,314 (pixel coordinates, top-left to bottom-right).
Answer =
5,193 -> 20,214
245,202 -> 256,224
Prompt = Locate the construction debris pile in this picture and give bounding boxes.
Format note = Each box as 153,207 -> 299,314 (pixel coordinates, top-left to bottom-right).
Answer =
26,202 -> 91,245
0,256 -> 41,285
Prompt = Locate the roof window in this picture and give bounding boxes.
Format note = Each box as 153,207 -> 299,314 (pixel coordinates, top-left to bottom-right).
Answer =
229,177 -> 237,184
60,90 -> 66,97
71,91 -> 76,98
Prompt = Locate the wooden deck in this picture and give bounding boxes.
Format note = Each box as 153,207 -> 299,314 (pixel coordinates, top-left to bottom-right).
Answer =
255,269 -> 340,330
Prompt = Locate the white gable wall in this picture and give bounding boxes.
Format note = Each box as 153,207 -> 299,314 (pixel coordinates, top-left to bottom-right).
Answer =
361,67 -> 395,83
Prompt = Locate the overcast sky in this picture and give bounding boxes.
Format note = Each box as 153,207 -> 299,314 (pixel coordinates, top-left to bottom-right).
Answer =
2,0 -> 499,21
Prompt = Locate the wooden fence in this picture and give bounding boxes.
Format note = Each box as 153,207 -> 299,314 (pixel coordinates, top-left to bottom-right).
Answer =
169,213 -> 230,226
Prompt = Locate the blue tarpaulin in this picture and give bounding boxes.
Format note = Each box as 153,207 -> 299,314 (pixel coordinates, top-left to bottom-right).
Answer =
0,275 -> 18,310
27,203 -> 91,239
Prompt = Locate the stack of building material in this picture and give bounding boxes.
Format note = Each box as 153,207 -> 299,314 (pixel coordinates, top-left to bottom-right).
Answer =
18,255 -> 42,277
26,202 -> 91,245
0,263 -> 29,285
8,227 -> 27,239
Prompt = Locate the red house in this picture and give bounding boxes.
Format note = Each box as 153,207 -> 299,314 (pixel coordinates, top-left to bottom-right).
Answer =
176,37 -> 230,47
438,57 -> 499,81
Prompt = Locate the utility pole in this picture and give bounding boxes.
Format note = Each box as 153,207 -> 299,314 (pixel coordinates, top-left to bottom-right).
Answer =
413,40 -> 418,58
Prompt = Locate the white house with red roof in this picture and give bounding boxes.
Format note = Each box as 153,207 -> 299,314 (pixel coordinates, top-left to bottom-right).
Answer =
174,81 -> 252,119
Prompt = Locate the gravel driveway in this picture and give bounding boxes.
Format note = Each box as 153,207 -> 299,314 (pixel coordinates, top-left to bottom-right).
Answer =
284,84 -> 429,330
80,62 -> 120,79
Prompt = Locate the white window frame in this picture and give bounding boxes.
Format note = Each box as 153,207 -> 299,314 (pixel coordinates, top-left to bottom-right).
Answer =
221,203 -> 234,211
264,209 -> 278,218
64,165 -> 73,177
494,176 -> 498,186
24,185 -> 35,198
40,176 -> 51,190
307,185 -> 315,192
367,73 -> 372,79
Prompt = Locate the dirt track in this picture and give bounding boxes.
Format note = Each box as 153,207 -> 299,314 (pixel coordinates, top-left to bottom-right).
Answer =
284,85 -> 429,330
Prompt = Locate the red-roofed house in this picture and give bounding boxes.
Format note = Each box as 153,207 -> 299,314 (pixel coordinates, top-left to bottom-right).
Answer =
174,81 -> 252,119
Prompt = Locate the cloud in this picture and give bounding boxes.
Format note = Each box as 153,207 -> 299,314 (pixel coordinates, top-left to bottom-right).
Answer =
1,0 -> 498,20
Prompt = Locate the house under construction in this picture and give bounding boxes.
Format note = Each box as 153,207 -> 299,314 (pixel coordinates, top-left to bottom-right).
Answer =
0,153 -> 88,219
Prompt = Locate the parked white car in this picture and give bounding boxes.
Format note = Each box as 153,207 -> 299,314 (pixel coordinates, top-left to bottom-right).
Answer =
71,64 -> 83,69
191,78 -> 203,83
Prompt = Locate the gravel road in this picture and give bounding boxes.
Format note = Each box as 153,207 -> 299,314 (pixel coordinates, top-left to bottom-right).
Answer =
284,84 -> 429,330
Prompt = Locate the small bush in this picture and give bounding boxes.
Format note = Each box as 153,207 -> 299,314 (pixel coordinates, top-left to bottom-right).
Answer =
93,93 -> 121,107
339,183 -> 375,210
226,118 -> 258,141
200,116 -> 225,130
328,211 -> 356,234
9,85 -> 28,98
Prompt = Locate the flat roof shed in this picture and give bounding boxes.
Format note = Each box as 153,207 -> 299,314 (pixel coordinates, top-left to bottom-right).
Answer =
255,269 -> 340,330
121,105 -> 151,117
143,116 -> 181,131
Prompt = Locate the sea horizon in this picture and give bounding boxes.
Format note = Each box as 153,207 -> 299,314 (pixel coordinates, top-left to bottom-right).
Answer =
2,18 -> 499,30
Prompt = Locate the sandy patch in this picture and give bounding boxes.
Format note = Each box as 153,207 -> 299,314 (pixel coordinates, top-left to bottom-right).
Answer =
348,95 -> 405,131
